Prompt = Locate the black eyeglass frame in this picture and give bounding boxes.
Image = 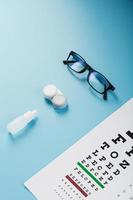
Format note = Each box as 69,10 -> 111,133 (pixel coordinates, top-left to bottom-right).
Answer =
63,51 -> 115,100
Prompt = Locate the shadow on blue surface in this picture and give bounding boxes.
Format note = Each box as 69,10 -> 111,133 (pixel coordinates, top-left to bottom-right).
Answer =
44,98 -> 69,114
89,86 -> 119,101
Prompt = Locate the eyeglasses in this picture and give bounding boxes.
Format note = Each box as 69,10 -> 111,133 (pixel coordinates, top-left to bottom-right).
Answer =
63,51 -> 115,100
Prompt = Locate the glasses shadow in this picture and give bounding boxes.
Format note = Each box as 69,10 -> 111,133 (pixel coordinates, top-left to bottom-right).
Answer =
89,87 -> 118,101
89,87 -> 104,101
109,90 -> 119,101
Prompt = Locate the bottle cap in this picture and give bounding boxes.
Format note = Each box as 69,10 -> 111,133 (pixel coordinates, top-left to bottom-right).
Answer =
43,84 -> 57,99
52,94 -> 67,108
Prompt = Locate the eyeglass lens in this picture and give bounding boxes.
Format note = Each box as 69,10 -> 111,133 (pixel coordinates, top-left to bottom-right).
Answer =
67,54 -> 86,72
88,71 -> 110,93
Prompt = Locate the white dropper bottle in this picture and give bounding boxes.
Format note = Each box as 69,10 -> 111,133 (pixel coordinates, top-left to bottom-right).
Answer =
7,110 -> 38,135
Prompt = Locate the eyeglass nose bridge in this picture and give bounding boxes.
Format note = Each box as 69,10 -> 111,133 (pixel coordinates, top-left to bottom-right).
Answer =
85,63 -> 93,71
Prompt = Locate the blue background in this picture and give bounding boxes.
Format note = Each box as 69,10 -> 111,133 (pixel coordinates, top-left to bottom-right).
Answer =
0,0 -> 133,199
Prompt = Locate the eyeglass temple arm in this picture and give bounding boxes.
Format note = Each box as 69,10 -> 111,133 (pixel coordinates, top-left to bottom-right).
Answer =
109,84 -> 115,91
63,60 -> 76,64
103,85 -> 107,100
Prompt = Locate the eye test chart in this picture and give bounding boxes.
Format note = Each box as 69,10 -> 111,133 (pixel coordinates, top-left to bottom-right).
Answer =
25,98 -> 133,200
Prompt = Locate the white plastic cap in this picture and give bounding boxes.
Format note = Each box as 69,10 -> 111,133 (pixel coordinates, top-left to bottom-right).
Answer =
43,84 -> 68,109
52,94 -> 67,108
43,84 -> 57,99
23,110 -> 38,123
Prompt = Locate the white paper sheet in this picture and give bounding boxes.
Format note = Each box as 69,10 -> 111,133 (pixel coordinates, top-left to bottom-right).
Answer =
25,98 -> 133,200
